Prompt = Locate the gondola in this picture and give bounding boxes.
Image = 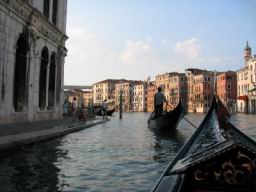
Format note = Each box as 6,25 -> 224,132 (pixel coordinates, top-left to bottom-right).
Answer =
152,96 -> 256,192
96,108 -> 115,116
148,100 -> 182,130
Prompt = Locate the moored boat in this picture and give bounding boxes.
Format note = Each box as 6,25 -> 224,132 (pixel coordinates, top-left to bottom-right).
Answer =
96,108 -> 115,116
148,100 -> 182,131
152,96 -> 256,192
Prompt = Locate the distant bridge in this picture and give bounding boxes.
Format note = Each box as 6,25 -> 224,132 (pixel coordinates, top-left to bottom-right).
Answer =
64,85 -> 92,90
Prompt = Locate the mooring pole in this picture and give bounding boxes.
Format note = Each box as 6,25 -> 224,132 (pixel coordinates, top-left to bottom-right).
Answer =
119,90 -> 122,119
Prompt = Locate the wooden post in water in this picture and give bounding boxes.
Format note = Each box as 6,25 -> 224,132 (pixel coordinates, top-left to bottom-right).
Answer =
119,90 -> 122,119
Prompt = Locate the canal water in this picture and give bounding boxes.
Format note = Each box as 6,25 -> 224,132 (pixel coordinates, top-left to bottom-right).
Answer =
0,113 -> 255,192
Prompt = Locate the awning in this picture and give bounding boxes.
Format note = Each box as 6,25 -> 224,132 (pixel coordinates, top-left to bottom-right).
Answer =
248,87 -> 256,92
237,95 -> 248,101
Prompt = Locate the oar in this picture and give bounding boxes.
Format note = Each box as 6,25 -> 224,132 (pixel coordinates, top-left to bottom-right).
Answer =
183,116 -> 197,129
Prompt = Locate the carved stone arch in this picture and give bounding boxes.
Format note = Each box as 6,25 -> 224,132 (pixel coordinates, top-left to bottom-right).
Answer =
39,47 -> 49,110
13,35 -> 29,112
48,52 -> 57,108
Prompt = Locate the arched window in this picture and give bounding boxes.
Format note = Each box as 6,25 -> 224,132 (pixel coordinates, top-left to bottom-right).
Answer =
48,54 -> 56,108
13,36 -> 28,112
52,0 -> 58,25
43,0 -> 50,19
39,47 -> 49,109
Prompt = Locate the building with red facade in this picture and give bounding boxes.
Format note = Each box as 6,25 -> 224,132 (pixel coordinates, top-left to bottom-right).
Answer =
185,68 -> 215,113
217,71 -> 237,113
146,82 -> 156,113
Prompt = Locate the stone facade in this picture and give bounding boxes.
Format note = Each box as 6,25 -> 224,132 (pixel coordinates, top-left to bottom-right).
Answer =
146,82 -> 156,113
83,91 -> 93,107
237,42 -> 256,113
92,79 -> 119,105
168,73 -> 186,109
0,0 -> 68,123
185,69 -> 214,113
132,81 -> 148,112
155,73 -> 171,104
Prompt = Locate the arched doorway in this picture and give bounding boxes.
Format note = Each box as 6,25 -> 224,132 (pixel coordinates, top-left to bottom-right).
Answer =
48,53 -> 56,108
39,47 -> 49,110
13,36 -> 28,112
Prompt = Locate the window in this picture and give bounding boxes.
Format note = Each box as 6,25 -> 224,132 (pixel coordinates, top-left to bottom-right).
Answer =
39,47 -> 49,109
13,36 -> 28,112
43,0 -> 50,19
48,54 -> 56,108
52,0 -> 58,26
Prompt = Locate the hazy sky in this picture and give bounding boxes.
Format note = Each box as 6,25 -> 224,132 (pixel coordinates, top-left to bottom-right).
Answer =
64,0 -> 256,86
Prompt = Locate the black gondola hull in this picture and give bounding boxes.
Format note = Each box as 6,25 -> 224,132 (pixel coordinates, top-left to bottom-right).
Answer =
148,101 -> 182,130
96,108 -> 115,116
151,96 -> 256,192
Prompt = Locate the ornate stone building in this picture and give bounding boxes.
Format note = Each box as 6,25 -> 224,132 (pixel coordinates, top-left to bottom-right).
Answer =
168,73 -> 186,108
146,82 -> 156,113
185,68 -> 214,113
115,80 -> 135,112
237,42 -> 256,113
92,79 -> 119,105
132,81 -> 148,112
155,73 -> 171,103
0,0 -> 68,123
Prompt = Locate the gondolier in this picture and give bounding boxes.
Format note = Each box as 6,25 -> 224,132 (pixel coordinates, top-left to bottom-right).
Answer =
101,99 -> 107,119
154,87 -> 168,118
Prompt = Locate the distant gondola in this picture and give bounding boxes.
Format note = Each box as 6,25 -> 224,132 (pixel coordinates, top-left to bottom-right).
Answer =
152,96 -> 256,192
148,100 -> 182,130
96,108 -> 115,116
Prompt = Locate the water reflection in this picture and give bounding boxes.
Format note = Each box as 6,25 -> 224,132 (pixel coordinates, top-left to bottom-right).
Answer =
152,129 -> 186,163
0,139 -> 68,192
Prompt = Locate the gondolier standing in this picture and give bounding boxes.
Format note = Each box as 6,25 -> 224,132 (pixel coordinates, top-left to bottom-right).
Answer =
101,99 -> 107,119
154,87 -> 168,118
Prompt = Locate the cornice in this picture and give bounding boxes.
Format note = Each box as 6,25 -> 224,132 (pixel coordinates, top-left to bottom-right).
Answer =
1,0 -> 68,46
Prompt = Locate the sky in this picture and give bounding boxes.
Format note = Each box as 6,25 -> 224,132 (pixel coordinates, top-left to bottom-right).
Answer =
64,0 -> 256,86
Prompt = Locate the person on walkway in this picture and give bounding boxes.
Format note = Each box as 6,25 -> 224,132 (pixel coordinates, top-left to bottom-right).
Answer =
63,99 -> 68,117
71,97 -> 78,121
101,99 -> 107,119
154,87 -> 168,118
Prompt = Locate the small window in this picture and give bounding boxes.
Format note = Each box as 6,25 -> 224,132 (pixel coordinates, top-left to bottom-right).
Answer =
52,1 -> 59,24
43,0 -> 50,19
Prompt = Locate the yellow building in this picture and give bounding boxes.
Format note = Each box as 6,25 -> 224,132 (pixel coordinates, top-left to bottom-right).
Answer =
83,91 -> 93,107
132,81 -> 148,112
155,73 -> 171,103
155,72 -> 185,109
169,73 -> 186,108
92,79 -> 119,105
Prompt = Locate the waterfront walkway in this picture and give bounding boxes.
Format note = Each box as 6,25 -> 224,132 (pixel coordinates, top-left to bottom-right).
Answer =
0,116 -> 109,152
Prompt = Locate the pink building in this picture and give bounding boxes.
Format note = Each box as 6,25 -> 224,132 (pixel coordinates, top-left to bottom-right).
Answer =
217,71 -> 237,113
